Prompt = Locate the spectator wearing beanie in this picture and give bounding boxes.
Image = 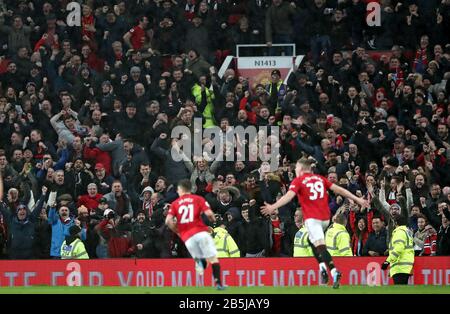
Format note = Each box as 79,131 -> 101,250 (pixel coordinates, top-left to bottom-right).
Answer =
93,163 -> 115,195
0,202 -> 40,259
131,209 -> 160,258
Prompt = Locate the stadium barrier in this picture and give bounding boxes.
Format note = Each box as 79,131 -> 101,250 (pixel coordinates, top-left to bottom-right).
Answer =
0,257 -> 448,287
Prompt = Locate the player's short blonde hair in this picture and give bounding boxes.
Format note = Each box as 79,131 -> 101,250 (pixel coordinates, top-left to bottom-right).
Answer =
296,158 -> 313,170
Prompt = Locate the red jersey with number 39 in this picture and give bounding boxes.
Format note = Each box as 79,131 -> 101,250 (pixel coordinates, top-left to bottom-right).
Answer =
288,173 -> 333,221
169,194 -> 211,242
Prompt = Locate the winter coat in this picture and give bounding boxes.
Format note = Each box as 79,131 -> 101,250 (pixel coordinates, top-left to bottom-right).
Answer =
97,219 -> 133,258
77,194 -> 104,211
83,145 -> 113,176
192,83 -> 216,128
48,207 -> 86,257
102,192 -> 134,217
0,202 -> 41,259
362,228 -> 388,256
0,21 -> 32,53
437,225 -> 450,256
186,56 -> 211,79
96,139 -> 127,178
150,138 -> 193,185
265,2 -> 297,42
127,145 -> 149,180
131,220 -> 160,258
7,218 -> 36,259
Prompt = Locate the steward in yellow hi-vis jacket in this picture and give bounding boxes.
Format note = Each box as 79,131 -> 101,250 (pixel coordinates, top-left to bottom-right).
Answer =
212,226 -> 240,257
192,82 -> 216,128
293,226 -> 313,257
381,215 -> 414,284
61,225 -> 89,259
210,215 -> 240,257
326,214 -> 353,256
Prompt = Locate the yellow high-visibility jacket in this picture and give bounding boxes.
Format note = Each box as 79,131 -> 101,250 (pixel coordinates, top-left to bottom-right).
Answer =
61,238 -> 89,259
293,226 -> 313,257
386,225 -> 414,277
192,84 -> 215,128
213,227 -> 240,258
326,223 -> 353,256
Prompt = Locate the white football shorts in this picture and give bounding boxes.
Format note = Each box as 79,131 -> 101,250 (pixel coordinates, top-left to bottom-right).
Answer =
185,231 -> 218,259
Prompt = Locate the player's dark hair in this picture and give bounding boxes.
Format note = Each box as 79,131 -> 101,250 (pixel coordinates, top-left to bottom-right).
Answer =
177,179 -> 192,193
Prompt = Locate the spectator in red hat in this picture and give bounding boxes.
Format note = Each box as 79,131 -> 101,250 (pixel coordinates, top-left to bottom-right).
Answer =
95,163 -> 105,172
92,163 -> 115,195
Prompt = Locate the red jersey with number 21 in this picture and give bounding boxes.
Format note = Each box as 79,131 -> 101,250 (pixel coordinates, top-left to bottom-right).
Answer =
169,194 -> 210,242
288,173 -> 333,221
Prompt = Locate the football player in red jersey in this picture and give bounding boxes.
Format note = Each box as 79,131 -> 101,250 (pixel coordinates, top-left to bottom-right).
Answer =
165,179 -> 225,290
261,158 -> 369,288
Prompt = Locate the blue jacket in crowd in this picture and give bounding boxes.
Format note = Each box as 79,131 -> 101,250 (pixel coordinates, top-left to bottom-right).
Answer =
48,207 -> 86,257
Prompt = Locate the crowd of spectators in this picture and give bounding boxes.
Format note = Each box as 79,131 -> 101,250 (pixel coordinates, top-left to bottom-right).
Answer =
0,0 -> 449,259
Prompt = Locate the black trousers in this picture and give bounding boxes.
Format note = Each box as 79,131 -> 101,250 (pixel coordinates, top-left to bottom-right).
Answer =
392,273 -> 410,285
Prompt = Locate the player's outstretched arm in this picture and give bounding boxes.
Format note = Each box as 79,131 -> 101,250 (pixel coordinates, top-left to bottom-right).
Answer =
330,184 -> 369,208
204,209 -> 216,222
261,190 -> 296,216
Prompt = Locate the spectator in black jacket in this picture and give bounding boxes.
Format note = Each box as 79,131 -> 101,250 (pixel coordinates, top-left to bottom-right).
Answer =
154,176 -> 178,204
123,139 -> 149,185
306,0 -> 331,64
34,205 -> 51,259
130,163 -> 157,202
224,206 -> 243,249
362,216 -> 388,257
2,204 -> 40,259
115,102 -> 141,143
215,186 -> 243,217
267,207 -> 296,257
131,210 -> 159,258
437,204 -> 450,255
51,170 -> 74,199
240,203 -> 269,257
0,174 -> 41,259
65,158 -> 94,199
